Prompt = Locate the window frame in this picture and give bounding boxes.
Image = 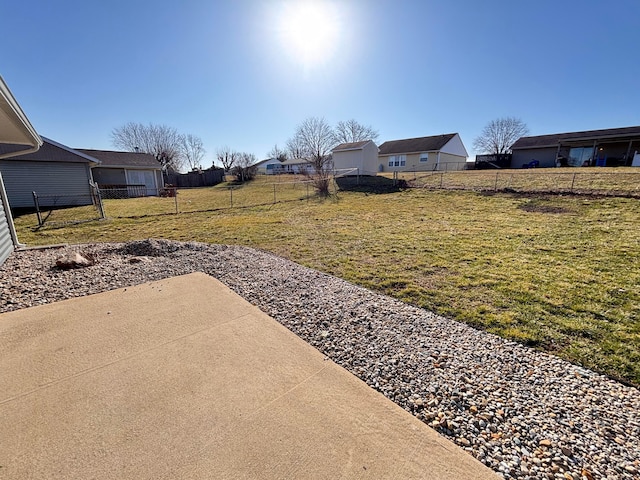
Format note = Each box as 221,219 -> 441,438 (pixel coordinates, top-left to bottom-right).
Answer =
388,155 -> 406,167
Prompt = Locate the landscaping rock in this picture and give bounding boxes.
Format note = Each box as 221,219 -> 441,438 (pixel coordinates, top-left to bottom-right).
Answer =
54,252 -> 93,269
1,239 -> 639,480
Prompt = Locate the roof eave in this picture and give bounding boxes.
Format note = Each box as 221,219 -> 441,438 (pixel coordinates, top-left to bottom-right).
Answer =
0,75 -> 42,159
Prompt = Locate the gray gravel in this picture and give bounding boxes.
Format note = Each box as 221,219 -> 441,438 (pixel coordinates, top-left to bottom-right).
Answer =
1,239 -> 638,480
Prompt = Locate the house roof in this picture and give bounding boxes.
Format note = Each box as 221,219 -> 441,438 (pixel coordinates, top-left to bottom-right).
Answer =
378,134 -> 456,155
254,157 -> 281,167
76,149 -> 160,169
333,140 -> 372,152
511,125 -> 640,150
0,136 -> 99,164
0,75 -> 41,159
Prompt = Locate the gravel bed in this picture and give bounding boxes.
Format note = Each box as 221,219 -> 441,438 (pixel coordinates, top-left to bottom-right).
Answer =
1,239 -> 638,479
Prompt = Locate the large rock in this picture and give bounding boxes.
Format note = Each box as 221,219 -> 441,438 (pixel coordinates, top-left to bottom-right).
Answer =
55,252 -> 93,270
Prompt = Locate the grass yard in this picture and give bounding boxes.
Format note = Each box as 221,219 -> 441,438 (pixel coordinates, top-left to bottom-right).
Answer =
13,176 -> 640,385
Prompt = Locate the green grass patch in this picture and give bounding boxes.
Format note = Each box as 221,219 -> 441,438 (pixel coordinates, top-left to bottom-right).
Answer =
12,175 -> 640,385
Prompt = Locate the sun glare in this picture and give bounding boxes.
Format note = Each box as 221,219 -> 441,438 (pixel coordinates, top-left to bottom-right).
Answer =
278,1 -> 341,70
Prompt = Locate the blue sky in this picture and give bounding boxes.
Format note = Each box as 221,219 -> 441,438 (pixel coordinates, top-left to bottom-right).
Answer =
2,0 -> 639,167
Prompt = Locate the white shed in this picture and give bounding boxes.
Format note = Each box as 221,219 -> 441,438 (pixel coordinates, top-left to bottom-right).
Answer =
332,140 -> 379,176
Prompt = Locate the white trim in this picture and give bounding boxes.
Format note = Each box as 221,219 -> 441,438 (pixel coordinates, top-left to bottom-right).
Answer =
0,75 -> 42,159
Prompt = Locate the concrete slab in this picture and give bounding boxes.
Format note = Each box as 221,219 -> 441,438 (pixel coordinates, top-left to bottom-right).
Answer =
0,272 -> 497,479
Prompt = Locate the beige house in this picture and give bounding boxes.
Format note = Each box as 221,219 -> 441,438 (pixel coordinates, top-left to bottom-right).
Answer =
332,140 -> 379,176
378,133 -> 468,172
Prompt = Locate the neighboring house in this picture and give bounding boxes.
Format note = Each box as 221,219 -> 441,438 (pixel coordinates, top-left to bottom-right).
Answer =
0,136 -> 97,209
78,149 -> 163,196
256,157 -> 313,175
378,133 -> 468,172
255,157 -> 284,175
332,140 -> 379,176
510,126 -> 640,168
0,75 -> 42,264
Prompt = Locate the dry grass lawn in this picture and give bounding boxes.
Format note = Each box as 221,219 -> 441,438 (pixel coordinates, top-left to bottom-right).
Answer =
12,174 -> 640,385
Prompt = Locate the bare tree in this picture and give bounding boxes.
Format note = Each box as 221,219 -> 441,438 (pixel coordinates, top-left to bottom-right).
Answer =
231,152 -> 257,182
267,144 -> 288,162
290,117 -> 337,195
473,117 -> 529,155
180,134 -> 206,171
286,135 -> 306,161
216,146 -> 238,172
334,119 -> 379,144
111,122 -> 185,172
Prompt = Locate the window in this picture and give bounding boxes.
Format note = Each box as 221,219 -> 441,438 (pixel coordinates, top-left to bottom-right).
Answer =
420,153 -> 429,162
387,155 -> 406,167
568,147 -> 593,167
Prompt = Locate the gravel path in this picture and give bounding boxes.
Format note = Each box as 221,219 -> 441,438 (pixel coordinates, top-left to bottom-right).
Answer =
1,239 -> 638,480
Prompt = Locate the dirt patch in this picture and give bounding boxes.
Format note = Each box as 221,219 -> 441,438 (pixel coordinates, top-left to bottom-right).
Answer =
518,202 -> 574,214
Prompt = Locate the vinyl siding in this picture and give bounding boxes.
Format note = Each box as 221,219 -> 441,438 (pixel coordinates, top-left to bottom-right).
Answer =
0,192 -> 13,265
0,161 -> 93,208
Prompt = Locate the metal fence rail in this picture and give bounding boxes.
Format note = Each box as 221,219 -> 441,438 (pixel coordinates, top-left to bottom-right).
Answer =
397,170 -> 640,197
32,185 -> 104,227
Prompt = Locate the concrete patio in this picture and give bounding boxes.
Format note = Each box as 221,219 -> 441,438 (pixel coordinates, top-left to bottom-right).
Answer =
0,272 -> 497,479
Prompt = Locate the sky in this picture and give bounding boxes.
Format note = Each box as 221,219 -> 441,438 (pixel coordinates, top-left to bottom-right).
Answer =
2,0 -> 639,168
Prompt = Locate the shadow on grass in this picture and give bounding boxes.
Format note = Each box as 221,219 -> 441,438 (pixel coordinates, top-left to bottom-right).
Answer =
336,175 -> 408,194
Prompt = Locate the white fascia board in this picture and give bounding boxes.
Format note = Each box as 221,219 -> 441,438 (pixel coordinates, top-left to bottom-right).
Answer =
0,76 -> 42,158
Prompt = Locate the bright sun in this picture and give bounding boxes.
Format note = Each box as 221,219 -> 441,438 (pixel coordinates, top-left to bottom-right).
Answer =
278,1 -> 341,70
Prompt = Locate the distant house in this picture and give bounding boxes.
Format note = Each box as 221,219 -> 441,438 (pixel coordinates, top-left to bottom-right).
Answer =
378,133 -> 468,172
0,137 -> 97,209
256,157 -> 313,175
510,126 -> 640,168
255,157 -> 284,175
0,75 -> 42,264
332,140 -> 379,176
78,149 -> 163,196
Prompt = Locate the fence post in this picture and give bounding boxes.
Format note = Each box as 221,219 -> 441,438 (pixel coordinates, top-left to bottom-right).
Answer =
273,183 -> 276,204
494,172 -> 499,191
306,182 -> 309,201
229,186 -> 233,207
32,191 -> 43,227
357,167 -> 360,185
95,186 -> 105,219
570,173 -> 577,192
174,188 -> 178,214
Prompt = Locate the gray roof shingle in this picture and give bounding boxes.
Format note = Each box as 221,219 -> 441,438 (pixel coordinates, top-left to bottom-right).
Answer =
76,149 -> 160,168
333,140 -> 371,152
378,134 -> 456,155
511,126 -> 640,150
0,137 -> 98,164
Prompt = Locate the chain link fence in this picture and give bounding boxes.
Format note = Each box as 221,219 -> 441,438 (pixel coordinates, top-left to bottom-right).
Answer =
31,184 -> 104,227
391,170 -> 640,197
97,176 -> 323,218
29,170 -> 640,227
